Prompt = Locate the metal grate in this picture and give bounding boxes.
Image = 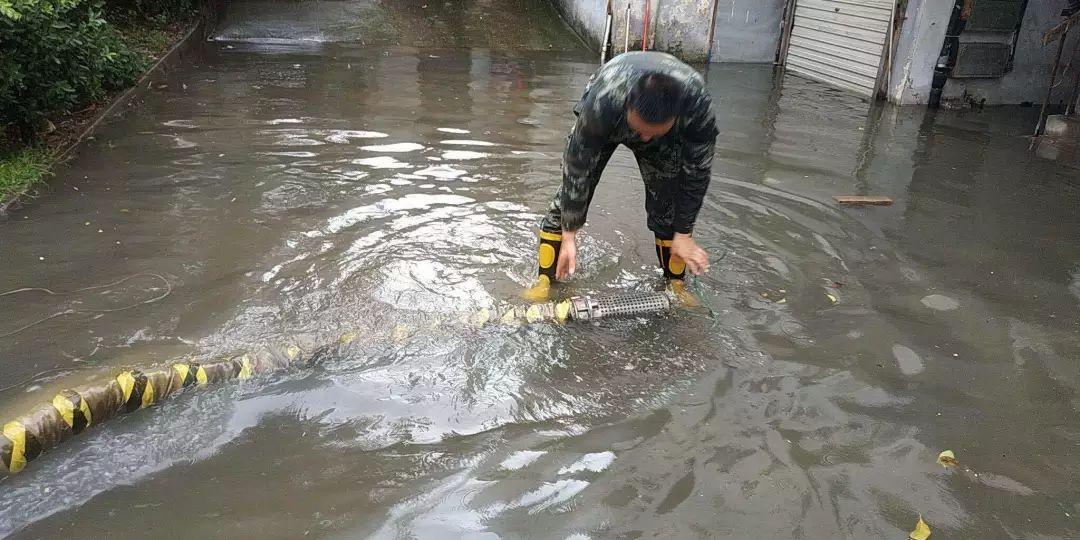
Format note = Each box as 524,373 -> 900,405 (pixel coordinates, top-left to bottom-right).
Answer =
595,292 -> 672,319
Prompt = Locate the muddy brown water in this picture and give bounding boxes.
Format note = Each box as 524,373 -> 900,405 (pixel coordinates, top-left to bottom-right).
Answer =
1,1 -> 1079,538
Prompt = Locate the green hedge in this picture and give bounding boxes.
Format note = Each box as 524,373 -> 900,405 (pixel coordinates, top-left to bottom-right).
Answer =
1,0 -> 145,141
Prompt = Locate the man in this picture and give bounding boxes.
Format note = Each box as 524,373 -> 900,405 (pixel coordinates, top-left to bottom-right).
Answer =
529,51 -> 717,299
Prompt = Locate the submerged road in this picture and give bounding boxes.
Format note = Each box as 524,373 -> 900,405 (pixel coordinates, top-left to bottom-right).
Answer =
1,1 -> 1078,538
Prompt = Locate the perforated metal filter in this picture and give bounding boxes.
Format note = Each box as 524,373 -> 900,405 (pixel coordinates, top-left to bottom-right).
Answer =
594,292 -> 672,319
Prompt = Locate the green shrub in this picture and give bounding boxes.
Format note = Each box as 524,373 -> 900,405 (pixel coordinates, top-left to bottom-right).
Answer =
0,0 -> 144,141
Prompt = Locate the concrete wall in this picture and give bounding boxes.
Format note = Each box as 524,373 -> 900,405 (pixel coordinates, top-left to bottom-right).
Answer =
941,0 -> 1080,106
709,0 -> 785,62
887,0 -> 954,105
889,0 -> 1080,106
548,0 -> 784,63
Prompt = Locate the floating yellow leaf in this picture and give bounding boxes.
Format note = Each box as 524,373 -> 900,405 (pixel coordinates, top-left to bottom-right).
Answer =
909,516 -> 931,540
826,293 -> 838,304
937,450 -> 958,467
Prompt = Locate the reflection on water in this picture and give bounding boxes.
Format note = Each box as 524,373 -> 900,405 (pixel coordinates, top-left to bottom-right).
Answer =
1,17 -> 1079,540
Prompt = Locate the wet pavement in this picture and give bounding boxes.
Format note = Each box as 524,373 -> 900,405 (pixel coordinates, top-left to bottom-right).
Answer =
1,1 -> 1079,538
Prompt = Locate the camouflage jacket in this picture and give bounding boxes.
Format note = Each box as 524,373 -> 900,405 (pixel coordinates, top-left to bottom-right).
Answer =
558,51 -> 718,234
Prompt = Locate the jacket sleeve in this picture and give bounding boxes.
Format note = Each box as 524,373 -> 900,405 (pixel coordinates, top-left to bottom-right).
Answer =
672,91 -> 718,235
557,91 -> 615,232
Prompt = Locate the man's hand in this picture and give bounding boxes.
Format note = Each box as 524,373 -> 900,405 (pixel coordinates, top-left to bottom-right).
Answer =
671,233 -> 709,275
556,230 -> 577,280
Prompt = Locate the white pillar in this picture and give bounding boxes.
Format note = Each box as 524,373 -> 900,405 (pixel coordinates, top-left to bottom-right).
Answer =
887,0 -> 954,105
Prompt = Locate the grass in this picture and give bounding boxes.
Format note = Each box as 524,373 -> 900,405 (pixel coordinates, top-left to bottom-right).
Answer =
117,19 -> 188,60
0,146 -> 53,208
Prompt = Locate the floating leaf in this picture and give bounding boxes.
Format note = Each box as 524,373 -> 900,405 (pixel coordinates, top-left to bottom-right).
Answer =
909,516 -> 931,540
826,293 -> 837,304
937,450 -> 958,467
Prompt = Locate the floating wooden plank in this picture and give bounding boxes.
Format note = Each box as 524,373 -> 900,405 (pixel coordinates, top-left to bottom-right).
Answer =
833,195 -> 893,206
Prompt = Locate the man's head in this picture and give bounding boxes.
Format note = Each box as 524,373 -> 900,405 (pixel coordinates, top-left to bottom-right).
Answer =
627,73 -> 683,142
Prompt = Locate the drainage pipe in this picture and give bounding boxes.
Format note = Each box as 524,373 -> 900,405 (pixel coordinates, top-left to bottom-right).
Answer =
0,291 -> 675,475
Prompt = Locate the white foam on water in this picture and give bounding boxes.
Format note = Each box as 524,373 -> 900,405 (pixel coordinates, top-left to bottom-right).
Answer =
361,142 -> 425,152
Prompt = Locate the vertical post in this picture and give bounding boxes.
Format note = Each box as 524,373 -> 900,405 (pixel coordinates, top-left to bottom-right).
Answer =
642,0 -> 651,51
1035,22 -> 1071,137
873,0 -> 900,100
706,0 -> 721,64
601,13 -> 613,64
776,0 -> 797,66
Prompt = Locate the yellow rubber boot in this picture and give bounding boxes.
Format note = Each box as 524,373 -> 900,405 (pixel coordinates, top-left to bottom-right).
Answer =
656,236 -> 699,307
524,231 -> 562,302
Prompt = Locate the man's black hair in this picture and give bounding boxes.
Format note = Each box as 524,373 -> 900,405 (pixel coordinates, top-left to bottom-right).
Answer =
627,73 -> 683,124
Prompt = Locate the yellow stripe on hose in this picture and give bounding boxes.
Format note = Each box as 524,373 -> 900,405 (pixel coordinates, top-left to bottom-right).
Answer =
78,395 -> 92,426
525,304 -> 543,323
555,300 -> 571,322
117,371 -> 136,403
339,331 -> 358,345
3,422 -> 27,474
656,238 -> 673,247
196,366 -> 209,386
391,325 -> 409,344
238,355 -> 253,380
471,307 -> 491,327
52,394 -> 75,428
539,231 -> 563,242
141,379 -> 155,408
173,363 -> 190,384
52,391 -> 94,431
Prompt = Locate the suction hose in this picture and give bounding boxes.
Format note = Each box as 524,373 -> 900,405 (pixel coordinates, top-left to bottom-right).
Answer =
0,291 -> 674,475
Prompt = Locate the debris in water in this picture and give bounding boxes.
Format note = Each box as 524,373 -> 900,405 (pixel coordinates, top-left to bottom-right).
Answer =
937,450 -> 959,467
833,195 -> 893,206
909,516 -> 931,540
825,293 -> 837,304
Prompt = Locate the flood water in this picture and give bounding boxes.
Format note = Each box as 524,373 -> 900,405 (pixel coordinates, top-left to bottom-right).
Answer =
1,1 -> 1079,538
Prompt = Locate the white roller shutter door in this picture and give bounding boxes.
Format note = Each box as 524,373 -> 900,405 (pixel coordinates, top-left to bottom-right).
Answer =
784,0 -> 894,98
